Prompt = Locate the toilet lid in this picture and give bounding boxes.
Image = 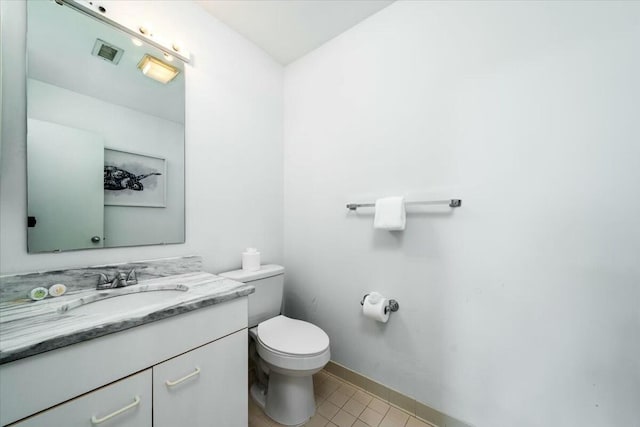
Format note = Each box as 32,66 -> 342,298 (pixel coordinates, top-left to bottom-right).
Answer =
257,315 -> 329,356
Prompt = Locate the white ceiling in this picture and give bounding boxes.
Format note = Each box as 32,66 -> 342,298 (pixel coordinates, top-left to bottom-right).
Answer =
196,0 -> 395,65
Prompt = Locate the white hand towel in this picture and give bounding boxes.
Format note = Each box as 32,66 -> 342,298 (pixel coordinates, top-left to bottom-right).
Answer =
374,197 -> 406,230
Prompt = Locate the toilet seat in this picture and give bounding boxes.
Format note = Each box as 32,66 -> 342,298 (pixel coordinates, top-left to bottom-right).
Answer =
254,316 -> 331,373
258,315 -> 329,356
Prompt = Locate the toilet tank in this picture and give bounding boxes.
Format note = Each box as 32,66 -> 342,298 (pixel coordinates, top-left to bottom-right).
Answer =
218,264 -> 284,328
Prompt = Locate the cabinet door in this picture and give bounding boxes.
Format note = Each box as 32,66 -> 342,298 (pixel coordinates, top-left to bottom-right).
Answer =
14,369 -> 151,427
153,329 -> 247,427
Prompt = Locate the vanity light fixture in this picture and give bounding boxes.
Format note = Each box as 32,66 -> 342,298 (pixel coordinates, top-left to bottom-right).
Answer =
138,25 -> 152,37
56,1 -> 191,62
137,54 -> 180,84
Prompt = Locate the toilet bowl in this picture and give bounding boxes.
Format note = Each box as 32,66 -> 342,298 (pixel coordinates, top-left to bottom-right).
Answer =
218,265 -> 331,426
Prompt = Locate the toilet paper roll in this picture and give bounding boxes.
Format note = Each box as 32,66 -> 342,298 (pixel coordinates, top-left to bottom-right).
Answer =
242,248 -> 261,272
362,292 -> 390,323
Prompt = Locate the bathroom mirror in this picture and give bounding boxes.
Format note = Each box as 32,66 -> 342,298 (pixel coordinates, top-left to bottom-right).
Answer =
26,0 -> 185,253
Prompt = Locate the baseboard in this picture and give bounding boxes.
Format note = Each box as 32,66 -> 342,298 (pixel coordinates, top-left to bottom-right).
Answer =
324,361 -> 472,427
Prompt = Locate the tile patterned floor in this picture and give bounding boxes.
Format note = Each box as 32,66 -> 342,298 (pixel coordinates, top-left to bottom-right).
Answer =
248,370 -> 437,427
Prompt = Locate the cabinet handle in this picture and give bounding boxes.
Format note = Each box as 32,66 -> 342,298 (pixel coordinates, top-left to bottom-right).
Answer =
165,367 -> 201,387
91,395 -> 140,424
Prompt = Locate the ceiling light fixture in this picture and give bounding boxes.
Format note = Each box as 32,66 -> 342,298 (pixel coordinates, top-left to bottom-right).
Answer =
137,54 -> 180,84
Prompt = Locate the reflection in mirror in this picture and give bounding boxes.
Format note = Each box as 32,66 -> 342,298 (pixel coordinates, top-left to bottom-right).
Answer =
26,0 -> 185,253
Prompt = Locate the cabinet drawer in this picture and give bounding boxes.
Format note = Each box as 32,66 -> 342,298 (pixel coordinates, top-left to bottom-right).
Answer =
13,369 -> 152,427
153,329 -> 247,427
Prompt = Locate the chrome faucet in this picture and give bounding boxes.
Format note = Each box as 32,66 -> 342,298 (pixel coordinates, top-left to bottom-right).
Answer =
97,269 -> 138,289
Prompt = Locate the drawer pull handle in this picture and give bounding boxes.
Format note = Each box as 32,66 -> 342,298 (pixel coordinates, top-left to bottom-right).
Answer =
166,367 -> 201,387
91,395 -> 141,424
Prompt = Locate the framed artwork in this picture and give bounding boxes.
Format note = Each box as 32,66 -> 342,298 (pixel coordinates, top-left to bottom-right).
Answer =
104,148 -> 166,207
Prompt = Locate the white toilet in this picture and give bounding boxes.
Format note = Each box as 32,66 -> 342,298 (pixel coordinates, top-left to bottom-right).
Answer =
219,265 -> 330,426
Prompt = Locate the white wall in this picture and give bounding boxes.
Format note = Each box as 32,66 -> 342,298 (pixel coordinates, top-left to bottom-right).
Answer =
283,2 -> 640,426
0,0 -> 283,274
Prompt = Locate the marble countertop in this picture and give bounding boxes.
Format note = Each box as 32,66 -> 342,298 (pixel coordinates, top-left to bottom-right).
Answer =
0,272 -> 254,364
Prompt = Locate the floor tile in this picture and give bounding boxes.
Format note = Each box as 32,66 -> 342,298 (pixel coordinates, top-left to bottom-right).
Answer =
317,378 -> 343,398
379,407 -> 409,427
353,421 -> 370,427
337,383 -> 358,397
352,390 -> 373,406
316,393 -> 328,407
368,397 -> 390,415
328,390 -> 351,407
332,409 -> 357,427
305,414 -> 330,427
249,413 -> 273,427
318,400 -> 341,419
316,384 -> 335,399
343,398 -> 366,417
324,376 -> 344,390
314,371 -> 329,384
248,399 -> 263,416
358,407 -> 384,426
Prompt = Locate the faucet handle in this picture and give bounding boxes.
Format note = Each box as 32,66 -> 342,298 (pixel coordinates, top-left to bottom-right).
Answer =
96,270 -> 137,289
97,273 -> 111,289
126,269 -> 138,285
111,274 -> 124,288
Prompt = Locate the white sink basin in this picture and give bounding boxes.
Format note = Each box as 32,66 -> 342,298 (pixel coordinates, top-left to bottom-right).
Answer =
58,285 -> 189,315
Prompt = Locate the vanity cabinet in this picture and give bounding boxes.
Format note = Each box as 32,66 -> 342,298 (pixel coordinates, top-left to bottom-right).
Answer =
0,297 -> 248,426
11,330 -> 247,427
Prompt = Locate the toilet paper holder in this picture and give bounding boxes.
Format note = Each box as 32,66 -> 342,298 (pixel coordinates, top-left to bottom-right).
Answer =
360,294 -> 400,314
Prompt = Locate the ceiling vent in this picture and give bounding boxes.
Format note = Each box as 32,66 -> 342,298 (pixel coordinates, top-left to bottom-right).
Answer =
91,39 -> 124,65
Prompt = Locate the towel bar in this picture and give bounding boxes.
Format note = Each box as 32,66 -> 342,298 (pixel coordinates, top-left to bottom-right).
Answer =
346,199 -> 461,211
